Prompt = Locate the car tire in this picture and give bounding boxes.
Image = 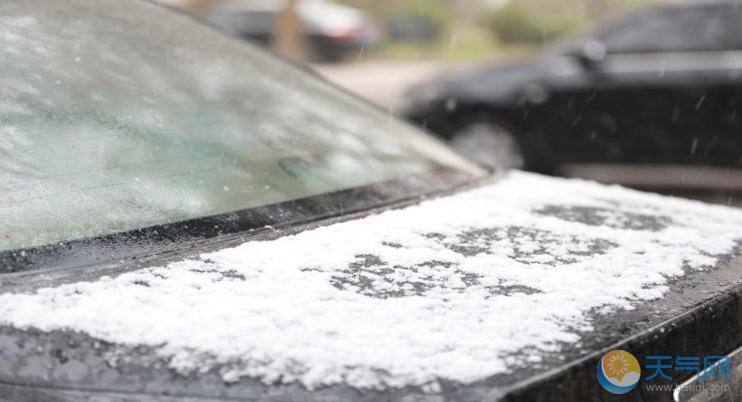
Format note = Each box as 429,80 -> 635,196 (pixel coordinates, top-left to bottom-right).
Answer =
449,120 -> 525,171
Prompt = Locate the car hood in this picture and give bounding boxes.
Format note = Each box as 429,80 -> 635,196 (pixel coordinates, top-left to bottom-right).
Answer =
1,172 -> 742,400
405,60 -> 545,106
404,57 -> 580,109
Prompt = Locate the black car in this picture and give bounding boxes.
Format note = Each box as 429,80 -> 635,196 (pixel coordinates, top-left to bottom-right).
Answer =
202,0 -> 379,62
2,1 -> 742,402
403,1 -> 742,187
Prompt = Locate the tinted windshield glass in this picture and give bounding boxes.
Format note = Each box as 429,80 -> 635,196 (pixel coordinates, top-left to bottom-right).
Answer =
0,0 -> 482,253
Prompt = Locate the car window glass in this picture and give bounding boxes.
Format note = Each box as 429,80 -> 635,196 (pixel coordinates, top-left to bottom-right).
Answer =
0,0 -> 481,252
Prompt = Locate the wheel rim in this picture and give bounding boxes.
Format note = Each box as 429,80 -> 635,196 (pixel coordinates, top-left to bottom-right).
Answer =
450,121 -> 524,170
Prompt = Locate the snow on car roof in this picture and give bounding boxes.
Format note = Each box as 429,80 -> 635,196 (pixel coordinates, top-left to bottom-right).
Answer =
1,172 -> 741,391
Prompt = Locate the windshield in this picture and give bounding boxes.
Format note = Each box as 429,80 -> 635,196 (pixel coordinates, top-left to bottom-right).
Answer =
0,0 -> 483,255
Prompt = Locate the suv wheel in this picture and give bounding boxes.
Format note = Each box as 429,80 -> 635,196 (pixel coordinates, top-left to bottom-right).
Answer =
450,120 -> 524,170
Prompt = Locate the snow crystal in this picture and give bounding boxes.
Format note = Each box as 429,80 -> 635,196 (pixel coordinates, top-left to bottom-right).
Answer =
1,172 -> 741,390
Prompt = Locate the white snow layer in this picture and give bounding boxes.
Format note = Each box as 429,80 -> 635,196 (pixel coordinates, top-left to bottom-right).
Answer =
1,172 -> 741,390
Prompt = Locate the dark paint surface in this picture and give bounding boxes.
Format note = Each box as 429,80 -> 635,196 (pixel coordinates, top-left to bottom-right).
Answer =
1,200 -> 741,402
2,1 -> 742,401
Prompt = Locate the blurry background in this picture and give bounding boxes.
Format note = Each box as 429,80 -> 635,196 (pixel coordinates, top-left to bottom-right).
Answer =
154,0 -> 742,207
156,0 -> 658,107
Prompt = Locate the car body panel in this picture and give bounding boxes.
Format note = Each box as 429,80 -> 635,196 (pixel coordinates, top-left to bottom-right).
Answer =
2,172 -> 742,401
2,1 -> 742,401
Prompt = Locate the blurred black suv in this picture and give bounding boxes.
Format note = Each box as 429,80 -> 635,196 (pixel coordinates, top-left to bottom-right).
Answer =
404,1 -> 742,184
